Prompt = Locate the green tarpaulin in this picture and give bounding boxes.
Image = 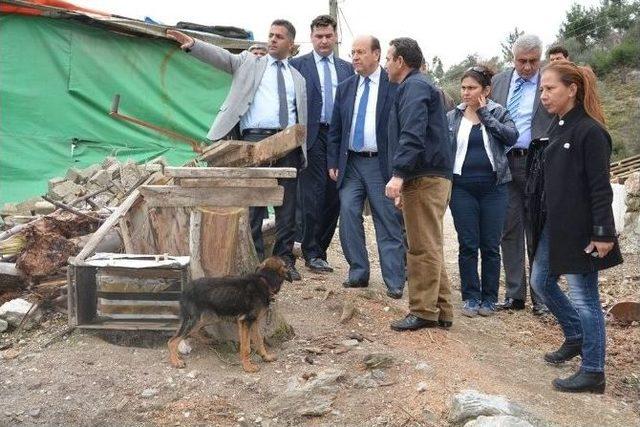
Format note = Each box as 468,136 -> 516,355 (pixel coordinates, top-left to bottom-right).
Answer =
0,14 -> 231,204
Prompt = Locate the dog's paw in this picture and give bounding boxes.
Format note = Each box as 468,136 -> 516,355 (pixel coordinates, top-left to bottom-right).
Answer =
242,363 -> 260,373
170,357 -> 186,368
261,353 -> 277,362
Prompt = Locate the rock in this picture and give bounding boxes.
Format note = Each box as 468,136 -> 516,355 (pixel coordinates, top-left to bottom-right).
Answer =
450,390 -> 522,425
415,361 -> 434,374
626,172 -> 640,197
47,177 -> 65,192
80,164 -> 101,181
626,70 -> 640,83
65,168 -> 83,183
363,353 -> 394,370
141,388 -> 159,398
28,408 -> 41,418
626,197 -> 640,212
464,415 -> 533,427
89,169 -> 113,187
186,370 -> 198,379
48,180 -> 83,201
353,375 -> 379,389
16,197 -> 43,215
0,319 -> 8,332
120,161 -> 143,189
33,201 -> 56,215
339,302 -> 357,324
340,339 -> 360,348
269,369 -> 345,417
101,156 -> 119,170
1,203 -> 18,216
416,382 -> 428,393
621,210 -> 640,254
178,340 -> 192,355
0,299 -> 42,329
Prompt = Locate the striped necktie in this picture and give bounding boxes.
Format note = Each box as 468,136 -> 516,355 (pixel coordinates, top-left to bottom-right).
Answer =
507,77 -> 525,118
321,56 -> 334,123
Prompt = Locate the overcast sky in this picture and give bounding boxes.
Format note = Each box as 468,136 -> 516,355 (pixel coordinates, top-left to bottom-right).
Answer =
74,0 -> 600,67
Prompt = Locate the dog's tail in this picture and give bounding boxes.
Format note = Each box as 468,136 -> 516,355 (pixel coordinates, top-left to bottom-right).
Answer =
174,296 -> 199,338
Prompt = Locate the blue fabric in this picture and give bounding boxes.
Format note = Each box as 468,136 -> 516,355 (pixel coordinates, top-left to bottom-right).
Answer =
321,57 -> 334,124
339,155 -> 405,290
450,178 -> 508,304
531,225 -> 605,372
507,77 -> 524,117
352,77 -> 370,151
462,124 -> 494,178
508,72 -> 539,149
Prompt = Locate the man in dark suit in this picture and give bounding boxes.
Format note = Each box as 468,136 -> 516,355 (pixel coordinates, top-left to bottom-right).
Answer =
327,35 -> 405,299
290,15 -> 353,273
491,34 -> 553,314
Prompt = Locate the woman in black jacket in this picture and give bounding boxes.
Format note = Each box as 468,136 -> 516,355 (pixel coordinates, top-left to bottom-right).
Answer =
532,61 -> 623,393
447,65 -> 518,318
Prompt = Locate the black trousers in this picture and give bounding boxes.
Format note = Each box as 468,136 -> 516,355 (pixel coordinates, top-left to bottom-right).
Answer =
244,132 -> 301,264
298,126 -> 340,261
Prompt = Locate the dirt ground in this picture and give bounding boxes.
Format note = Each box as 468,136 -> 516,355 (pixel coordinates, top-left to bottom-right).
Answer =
1,212 -> 639,426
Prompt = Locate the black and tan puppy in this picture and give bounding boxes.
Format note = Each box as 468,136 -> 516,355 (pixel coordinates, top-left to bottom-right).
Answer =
168,256 -> 291,372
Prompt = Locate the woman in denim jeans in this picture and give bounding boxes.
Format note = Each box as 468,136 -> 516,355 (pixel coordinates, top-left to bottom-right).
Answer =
532,61 -> 623,393
446,66 -> 518,318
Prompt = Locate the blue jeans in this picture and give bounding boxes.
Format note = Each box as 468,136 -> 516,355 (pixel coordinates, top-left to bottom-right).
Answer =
339,155 -> 405,291
450,177 -> 508,304
530,225 -> 606,373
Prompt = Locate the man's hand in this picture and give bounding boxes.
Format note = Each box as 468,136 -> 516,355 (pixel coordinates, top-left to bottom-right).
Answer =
385,176 -> 404,199
584,241 -> 614,258
394,197 -> 403,210
166,30 -> 195,50
329,169 -> 339,182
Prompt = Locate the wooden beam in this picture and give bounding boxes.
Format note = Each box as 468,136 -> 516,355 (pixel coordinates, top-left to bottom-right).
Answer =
139,185 -> 284,207
178,178 -> 278,188
72,173 -> 161,263
164,167 -> 297,179
199,124 -> 305,166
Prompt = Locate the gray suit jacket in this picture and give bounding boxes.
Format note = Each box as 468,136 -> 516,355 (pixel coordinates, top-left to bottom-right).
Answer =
491,68 -> 552,143
189,40 -> 308,166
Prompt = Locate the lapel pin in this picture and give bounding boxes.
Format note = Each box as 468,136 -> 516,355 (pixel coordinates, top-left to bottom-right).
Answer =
563,143 -> 571,149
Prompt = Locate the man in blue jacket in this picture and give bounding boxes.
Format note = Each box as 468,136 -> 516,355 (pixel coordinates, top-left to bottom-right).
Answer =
385,37 -> 453,330
290,15 -> 353,273
327,35 -> 405,298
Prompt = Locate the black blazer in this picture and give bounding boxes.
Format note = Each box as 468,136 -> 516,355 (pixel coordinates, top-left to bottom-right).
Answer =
543,105 -> 623,275
290,53 -> 353,149
327,68 -> 397,189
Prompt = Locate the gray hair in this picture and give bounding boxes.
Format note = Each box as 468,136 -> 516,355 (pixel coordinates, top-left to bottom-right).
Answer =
512,34 -> 542,56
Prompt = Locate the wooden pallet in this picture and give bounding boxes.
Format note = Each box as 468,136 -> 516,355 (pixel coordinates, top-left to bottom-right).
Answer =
610,154 -> 640,183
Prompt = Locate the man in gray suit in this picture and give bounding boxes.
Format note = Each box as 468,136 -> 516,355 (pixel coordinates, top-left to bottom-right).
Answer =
167,20 -> 307,280
491,34 -> 552,314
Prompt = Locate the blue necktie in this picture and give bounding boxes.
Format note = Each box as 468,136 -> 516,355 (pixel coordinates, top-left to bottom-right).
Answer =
276,60 -> 288,129
321,56 -> 334,124
352,76 -> 370,152
507,77 -> 525,119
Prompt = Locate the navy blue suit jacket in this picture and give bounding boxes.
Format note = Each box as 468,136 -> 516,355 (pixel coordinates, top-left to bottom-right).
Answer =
327,68 -> 398,189
290,52 -> 353,149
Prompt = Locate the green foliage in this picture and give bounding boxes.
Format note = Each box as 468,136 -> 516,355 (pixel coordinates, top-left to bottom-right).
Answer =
500,27 -> 524,64
600,72 -> 640,160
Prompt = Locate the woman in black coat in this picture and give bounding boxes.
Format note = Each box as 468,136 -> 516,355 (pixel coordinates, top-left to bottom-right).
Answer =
531,61 -> 623,394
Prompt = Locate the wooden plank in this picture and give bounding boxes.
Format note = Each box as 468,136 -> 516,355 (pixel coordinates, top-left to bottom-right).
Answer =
77,320 -> 178,331
179,178 -> 278,188
73,173 -> 160,262
198,140 -> 241,160
203,125 -> 305,166
164,167 -> 297,179
139,185 -> 285,207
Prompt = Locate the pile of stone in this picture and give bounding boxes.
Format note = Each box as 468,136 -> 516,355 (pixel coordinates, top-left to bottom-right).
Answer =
621,172 -> 640,254
0,157 -> 163,227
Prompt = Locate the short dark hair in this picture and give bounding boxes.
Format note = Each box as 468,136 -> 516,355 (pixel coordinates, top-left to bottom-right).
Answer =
389,37 -> 423,70
548,45 -> 569,58
310,15 -> 337,32
461,64 -> 497,88
271,19 -> 296,40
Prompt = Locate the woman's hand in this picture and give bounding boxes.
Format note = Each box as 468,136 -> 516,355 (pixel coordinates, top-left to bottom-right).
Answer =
478,94 -> 487,108
584,241 -> 614,258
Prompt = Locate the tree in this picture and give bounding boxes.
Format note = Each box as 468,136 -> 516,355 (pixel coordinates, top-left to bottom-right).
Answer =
431,56 -> 444,82
501,27 -> 524,63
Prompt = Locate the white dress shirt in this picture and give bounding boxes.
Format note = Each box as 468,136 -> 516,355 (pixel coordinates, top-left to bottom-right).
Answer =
240,55 -> 297,131
313,51 -> 338,124
349,66 -> 381,152
453,115 -> 496,175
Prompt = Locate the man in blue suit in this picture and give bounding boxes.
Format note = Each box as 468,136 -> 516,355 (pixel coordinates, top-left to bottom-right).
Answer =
290,15 -> 353,273
327,35 -> 406,299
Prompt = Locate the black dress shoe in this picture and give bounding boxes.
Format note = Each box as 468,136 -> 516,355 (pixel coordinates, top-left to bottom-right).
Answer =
438,320 -> 453,329
532,302 -> 550,316
386,290 -> 403,299
496,298 -> 525,310
342,280 -> 368,288
544,340 -> 582,364
390,314 -> 438,331
553,370 -> 605,394
287,264 -> 302,281
306,257 -> 334,273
